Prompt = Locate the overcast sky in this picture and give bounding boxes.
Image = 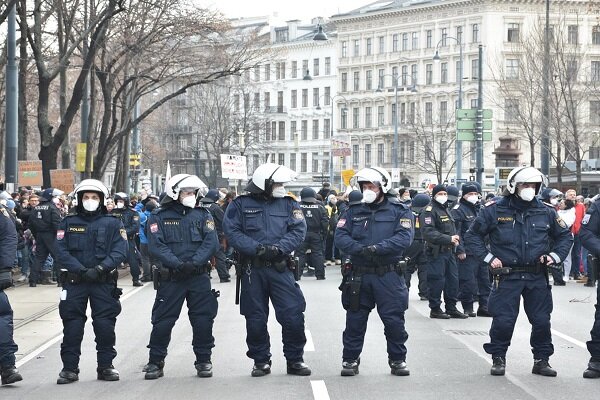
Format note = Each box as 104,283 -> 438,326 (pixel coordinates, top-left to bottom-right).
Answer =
196,0 -> 371,23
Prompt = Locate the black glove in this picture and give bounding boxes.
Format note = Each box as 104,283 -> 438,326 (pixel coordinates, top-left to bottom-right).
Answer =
179,261 -> 196,275
263,245 -> 282,260
359,245 -> 377,258
82,265 -> 104,283
0,271 -> 13,290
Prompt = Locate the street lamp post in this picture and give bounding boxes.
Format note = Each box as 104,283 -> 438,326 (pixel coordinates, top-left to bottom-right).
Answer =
433,35 -> 463,180
317,94 -> 347,187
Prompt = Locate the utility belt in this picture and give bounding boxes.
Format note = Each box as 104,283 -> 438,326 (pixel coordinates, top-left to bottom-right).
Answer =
155,264 -> 211,282
352,264 -> 397,276
239,256 -> 300,280
59,269 -> 116,285
426,243 -> 454,258
504,264 -> 544,274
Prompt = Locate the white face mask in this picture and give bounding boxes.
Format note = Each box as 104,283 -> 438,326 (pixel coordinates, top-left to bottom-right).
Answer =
115,202 -> 124,209
519,187 -> 536,202
550,198 -> 559,206
466,195 -> 479,205
181,196 -> 197,208
435,195 -> 448,205
82,199 -> 100,212
272,186 -> 287,198
362,189 -> 378,204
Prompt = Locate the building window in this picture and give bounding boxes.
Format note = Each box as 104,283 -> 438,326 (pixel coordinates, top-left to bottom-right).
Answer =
265,121 -> 271,141
440,101 -> 448,124
278,121 -> 285,140
441,28 -> 448,46
505,98 -> 520,122
265,64 -> 271,80
325,57 -> 331,75
366,38 -> 372,55
301,120 -> 308,140
278,153 -> 285,165
352,107 -> 360,128
411,64 -> 418,85
302,59 -> 309,76
590,101 -> 600,124
365,107 -> 372,128
441,62 -> 448,83
401,65 -> 408,85
377,143 -> 384,164
341,41 -> 348,58
324,119 -> 331,138
366,70 -> 373,90
426,30 -> 432,48
399,141 -> 405,163
341,72 -> 348,92
392,66 -> 398,80
426,63 -> 433,84
400,103 -> 406,124
568,25 -> 578,44
353,39 -> 360,56
456,26 -> 463,45
254,66 -> 260,81
302,89 -> 308,107
324,87 -> 331,105
365,144 -> 372,166
264,92 -> 270,109
312,120 -> 319,140
291,90 -> 297,108
471,59 -> 479,80
378,69 -> 385,90
409,102 -> 416,124
507,23 -> 520,43
412,32 -> 418,49
409,141 -> 415,163
352,144 -> 359,167
271,121 -> 277,140
378,106 -> 385,126
392,103 -> 397,125
341,109 -> 348,129
291,61 -> 297,78
290,153 -> 297,170
379,36 -> 385,53
275,63 -> 281,80
472,23 -> 479,43
471,98 -> 479,109
313,88 -> 319,107
312,152 -> 319,172
353,71 -> 360,91
323,152 -> 330,173
313,58 -> 320,76
593,26 -> 600,45
393,34 -> 399,51
291,121 -> 297,141
301,153 -> 307,172
254,92 -> 260,109
440,140 -> 447,167
402,33 -> 408,51
425,102 -> 433,125
592,61 -> 600,81
234,95 -> 240,112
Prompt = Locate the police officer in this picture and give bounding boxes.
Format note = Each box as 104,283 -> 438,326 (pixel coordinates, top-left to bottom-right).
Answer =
142,174 -> 218,379
0,204 -> 22,386
334,167 -> 414,377
200,189 -> 231,283
111,193 -> 143,286
297,187 -> 329,280
464,167 -> 572,376
446,185 -> 460,208
28,187 -> 63,287
53,179 -> 127,384
223,163 -> 310,377
404,193 -> 430,301
540,188 -> 568,286
451,182 -> 492,317
578,192 -> 600,378
420,184 -> 467,319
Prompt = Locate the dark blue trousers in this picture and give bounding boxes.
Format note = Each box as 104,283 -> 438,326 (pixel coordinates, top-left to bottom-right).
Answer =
426,250 -> 459,311
458,256 -> 491,309
126,239 -> 140,281
298,233 -> 326,278
239,266 -> 306,363
484,273 -> 554,360
148,273 -> 217,363
342,271 -> 409,362
0,291 -> 18,366
59,282 -> 121,370
588,284 -> 600,358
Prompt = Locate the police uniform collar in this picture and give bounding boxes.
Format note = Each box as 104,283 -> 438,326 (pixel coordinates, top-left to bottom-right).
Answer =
386,195 -> 400,204
459,197 -> 477,209
301,197 -> 317,204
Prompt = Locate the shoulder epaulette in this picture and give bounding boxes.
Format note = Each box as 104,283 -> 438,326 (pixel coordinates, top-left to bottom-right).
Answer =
452,204 -> 460,210
484,200 -> 496,207
425,205 -> 432,212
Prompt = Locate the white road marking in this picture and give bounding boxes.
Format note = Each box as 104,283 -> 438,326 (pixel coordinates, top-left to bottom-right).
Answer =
305,329 -> 315,351
551,329 -> 587,349
311,380 -> 331,400
15,284 -> 148,368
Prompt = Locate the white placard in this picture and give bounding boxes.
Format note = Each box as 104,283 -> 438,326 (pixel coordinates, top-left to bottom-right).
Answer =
220,154 -> 247,180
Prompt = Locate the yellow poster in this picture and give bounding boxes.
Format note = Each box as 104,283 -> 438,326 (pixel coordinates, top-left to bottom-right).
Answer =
75,143 -> 92,172
341,169 -> 355,186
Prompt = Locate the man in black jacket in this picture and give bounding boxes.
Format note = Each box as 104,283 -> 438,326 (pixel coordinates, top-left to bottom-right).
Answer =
297,187 -> 329,280
200,189 -> 231,282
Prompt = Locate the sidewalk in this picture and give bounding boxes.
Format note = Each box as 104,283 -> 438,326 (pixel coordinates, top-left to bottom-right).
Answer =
7,268 -> 136,362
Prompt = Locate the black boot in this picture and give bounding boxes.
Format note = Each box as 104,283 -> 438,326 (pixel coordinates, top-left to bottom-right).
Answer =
430,308 -> 450,319
477,307 -> 492,317
490,357 -> 506,376
462,303 -> 476,317
195,361 -> 213,378
389,359 -> 410,376
251,360 -> 271,377
583,358 -> 600,379
287,360 -> 311,376
0,365 -> 22,385
446,308 -> 468,319
97,365 -> 120,381
341,359 -> 359,376
144,361 -> 165,380
532,359 -> 557,377
56,369 -> 79,384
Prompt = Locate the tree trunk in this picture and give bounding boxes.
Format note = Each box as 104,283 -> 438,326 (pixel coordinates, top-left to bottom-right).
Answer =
17,0 -> 28,160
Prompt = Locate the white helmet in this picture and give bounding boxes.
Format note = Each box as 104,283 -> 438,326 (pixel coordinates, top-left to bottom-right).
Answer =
352,167 -> 392,193
506,166 -> 547,195
163,174 -> 208,202
247,163 -> 297,193
74,179 -> 110,206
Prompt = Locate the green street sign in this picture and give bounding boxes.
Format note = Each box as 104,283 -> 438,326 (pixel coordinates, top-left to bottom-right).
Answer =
483,109 -> 493,119
456,109 -> 477,119
457,131 -> 493,141
457,120 -> 476,130
483,120 -> 492,130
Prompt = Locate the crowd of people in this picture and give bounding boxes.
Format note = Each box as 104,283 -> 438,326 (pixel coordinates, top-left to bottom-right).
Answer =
1,163 -> 599,386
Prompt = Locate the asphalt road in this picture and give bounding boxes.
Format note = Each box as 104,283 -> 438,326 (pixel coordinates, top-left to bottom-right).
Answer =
2,267 -> 599,400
